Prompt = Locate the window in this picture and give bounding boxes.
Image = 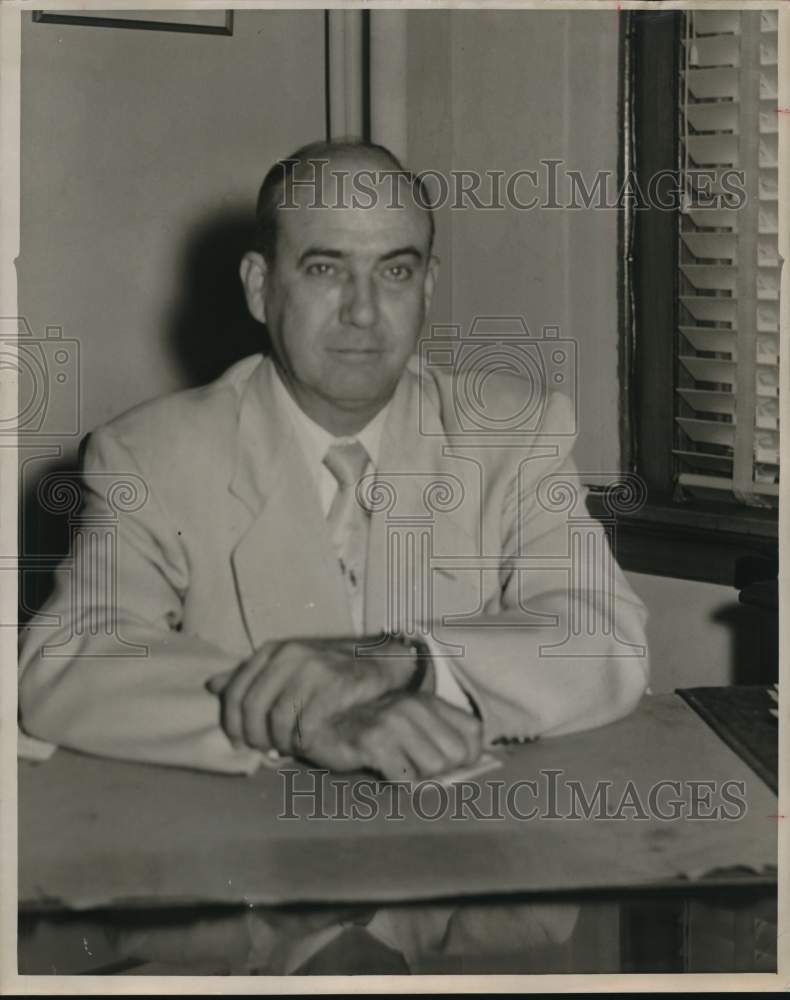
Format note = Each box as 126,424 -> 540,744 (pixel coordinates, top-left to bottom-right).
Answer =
676,10 -> 779,508
589,10 -> 780,585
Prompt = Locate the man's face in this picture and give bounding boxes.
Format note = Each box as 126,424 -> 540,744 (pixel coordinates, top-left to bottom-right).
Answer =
243,159 -> 437,430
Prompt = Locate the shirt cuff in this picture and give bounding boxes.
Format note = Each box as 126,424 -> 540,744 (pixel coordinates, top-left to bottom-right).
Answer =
423,636 -> 474,713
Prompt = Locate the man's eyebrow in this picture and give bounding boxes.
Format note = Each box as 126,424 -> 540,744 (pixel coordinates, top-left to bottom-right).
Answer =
297,244 -> 424,266
297,246 -> 346,265
380,246 -> 423,263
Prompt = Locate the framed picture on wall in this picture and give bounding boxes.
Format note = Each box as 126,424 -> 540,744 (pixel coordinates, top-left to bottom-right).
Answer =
32,9 -> 234,35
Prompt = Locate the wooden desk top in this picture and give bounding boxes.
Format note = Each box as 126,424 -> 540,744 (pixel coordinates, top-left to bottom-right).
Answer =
19,693 -> 777,909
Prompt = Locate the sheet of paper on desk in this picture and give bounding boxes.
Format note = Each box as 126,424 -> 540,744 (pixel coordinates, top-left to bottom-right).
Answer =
430,752 -> 502,786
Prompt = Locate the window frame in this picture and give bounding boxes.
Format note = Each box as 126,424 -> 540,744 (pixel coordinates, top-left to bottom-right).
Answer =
591,10 -> 778,587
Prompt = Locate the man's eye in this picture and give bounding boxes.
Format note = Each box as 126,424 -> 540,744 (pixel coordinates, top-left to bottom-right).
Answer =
383,264 -> 413,281
305,262 -> 337,277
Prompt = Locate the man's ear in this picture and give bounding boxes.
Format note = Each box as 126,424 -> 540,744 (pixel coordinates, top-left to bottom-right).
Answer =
423,254 -> 440,315
239,251 -> 268,325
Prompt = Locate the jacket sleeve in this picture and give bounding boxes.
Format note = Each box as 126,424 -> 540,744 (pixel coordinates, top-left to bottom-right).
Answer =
18,427 -> 264,774
437,394 -> 650,745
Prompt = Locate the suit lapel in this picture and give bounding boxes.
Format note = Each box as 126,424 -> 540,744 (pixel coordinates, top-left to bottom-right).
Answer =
229,359 -> 353,649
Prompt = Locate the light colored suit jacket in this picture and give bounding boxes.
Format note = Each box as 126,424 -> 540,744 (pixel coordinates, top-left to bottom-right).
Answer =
19,354 -> 649,773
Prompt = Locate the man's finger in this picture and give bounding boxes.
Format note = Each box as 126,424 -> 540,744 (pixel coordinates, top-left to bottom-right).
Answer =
360,728 -> 419,783
206,670 -> 233,695
395,696 -> 474,769
266,671 -> 324,754
361,711 -> 448,780
421,695 -> 483,765
287,714 -> 370,772
218,646 -> 279,746
235,655 -> 300,751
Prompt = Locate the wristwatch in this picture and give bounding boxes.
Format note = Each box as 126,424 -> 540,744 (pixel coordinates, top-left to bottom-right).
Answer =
364,631 -> 433,692
401,635 -> 433,693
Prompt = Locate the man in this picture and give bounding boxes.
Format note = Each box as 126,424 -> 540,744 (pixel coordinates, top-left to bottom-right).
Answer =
18,140 -> 649,780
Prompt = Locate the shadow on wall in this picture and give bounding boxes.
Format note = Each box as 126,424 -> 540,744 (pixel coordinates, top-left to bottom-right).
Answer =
166,206 -> 270,386
18,449 -> 81,628
19,207 -> 271,623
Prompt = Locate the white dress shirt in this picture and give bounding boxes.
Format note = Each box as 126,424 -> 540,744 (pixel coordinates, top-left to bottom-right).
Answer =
271,370 -> 471,711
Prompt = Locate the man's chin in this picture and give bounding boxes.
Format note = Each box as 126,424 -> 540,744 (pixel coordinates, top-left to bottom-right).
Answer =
324,391 -> 398,422
327,372 -> 398,402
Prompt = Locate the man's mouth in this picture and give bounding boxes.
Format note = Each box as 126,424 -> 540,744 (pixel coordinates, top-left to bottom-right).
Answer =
328,348 -> 382,362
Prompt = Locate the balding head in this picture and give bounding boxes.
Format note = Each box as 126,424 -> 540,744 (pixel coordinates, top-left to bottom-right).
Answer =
254,140 -> 435,265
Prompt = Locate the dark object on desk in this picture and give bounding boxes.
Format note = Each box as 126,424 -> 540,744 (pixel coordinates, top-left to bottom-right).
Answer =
676,686 -> 777,794
735,555 -> 778,684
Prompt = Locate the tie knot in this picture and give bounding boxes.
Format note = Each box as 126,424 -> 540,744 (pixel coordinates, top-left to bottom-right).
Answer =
323,440 -> 370,488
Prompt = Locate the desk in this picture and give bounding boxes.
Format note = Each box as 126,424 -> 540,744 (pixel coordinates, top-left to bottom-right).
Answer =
18,692 -> 777,974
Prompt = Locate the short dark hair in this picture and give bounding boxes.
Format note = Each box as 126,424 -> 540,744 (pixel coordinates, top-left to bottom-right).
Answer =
254,139 -> 436,264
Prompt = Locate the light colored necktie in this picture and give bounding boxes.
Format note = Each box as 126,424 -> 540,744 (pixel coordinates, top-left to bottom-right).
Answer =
323,440 -> 370,631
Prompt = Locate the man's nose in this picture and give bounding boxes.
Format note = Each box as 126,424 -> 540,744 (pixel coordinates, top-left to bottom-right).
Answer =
340,274 -> 378,328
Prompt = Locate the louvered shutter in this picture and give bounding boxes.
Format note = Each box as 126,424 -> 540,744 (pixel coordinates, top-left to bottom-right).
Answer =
676,9 -> 779,506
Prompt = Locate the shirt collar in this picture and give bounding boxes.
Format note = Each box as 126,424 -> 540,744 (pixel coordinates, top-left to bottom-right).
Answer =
271,366 -> 390,471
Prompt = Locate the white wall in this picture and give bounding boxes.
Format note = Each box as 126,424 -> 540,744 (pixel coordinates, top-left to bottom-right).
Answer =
20,9 -> 326,442
626,573 -> 744,691
405,10 -> 622,474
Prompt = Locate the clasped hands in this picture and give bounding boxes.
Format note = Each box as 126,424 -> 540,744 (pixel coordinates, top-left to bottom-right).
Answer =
207,635 -> 481,781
